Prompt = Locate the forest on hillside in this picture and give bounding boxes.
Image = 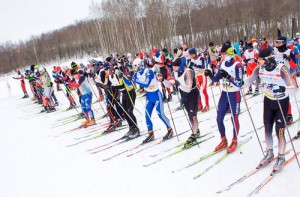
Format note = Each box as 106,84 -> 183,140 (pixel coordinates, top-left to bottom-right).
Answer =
0,0 -> 299,74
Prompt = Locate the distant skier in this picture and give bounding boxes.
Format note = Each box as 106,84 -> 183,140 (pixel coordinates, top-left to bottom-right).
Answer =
12,69 -> 29,98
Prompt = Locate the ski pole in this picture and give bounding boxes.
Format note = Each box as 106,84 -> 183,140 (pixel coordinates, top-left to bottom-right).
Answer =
105,89 -> 125,122
105,88 -> 139,129
165,97 -> 179,142
87,80 -> 109,122
276,96 -> 300,169
223,78 -> 242,153
205,58 -> 218,113
241,87 -> 265,156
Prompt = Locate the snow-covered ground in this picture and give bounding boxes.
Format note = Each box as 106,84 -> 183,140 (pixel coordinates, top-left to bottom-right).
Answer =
1,67 -> 300,197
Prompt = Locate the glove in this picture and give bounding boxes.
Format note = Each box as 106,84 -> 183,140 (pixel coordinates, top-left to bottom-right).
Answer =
219,69 -> 231,79
204,69 -> 212,76
273,86 -> 286,94
102,84 -> 111,90
283,54 -> 291,61
243,59 -> 250,64
175,80 -> 180,86
189,61 -> 195,68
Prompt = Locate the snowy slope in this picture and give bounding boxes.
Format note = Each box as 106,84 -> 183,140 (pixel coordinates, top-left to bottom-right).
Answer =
1,68 -> 300,197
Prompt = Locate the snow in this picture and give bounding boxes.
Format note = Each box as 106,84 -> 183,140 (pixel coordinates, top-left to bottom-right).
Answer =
1,66 -> 300,197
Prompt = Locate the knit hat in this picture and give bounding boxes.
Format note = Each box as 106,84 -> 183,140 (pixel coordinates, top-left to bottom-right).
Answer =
276,36 -> 287,44
103,63 -> 110,70
221,41 -> 233,55
247,43 -> 253,49
188,48 -> 197,54
258,48 -> 273,58
209,42 -> 214,47
172,57 -> 181,67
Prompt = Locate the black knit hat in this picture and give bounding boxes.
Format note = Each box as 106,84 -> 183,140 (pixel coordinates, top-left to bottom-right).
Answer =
209,42 -> 214,46
220,41 -> 231,53
172,57 -> 181,67
258,48 -> 273,58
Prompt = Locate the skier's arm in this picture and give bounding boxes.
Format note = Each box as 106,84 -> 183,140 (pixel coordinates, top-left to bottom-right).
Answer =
281,66 -> 298,95
244,66 -> 259,86
228,63 -> 244,87
134,70 -> 154,88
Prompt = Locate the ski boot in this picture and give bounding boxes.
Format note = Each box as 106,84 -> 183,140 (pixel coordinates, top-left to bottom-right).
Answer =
166,95 -> 172,102
177,103 -> 184,110
115,119 -> 123,127
257,149 -> 274,169
273,153 -> 285,172
162,128 -> 173,141
105,124 -> 116,133
184,134 -> 197,149
48,106 -> 56,112
195,130 -> 200,138
296,131 -> 300,139
54,101 -> 59,106
227,139 -> 238,153
215,136 -> 228,151
123,126 -> 135,138
253,88 -> 259,95
128,127 -> 140,139
80,119 -> 90,128
246,87 -> 253,95
85,118 -> 96,127
286,114 -> 293,125
142,131 -> 154,144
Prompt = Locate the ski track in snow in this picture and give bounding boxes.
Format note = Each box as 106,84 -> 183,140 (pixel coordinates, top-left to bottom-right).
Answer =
1,64 -> 300,197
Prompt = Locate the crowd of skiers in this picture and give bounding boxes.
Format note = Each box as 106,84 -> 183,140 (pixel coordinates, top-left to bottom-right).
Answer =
13,32 -> 300,172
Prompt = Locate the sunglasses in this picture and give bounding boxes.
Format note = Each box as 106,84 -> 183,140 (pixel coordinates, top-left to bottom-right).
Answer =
275,40 -> 285,44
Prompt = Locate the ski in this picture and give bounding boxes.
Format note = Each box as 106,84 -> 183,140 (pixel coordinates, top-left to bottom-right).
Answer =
126,131 -> 213,158
215,149 -> 293,194
66,125 -> 127,147
247,152 -> 300,196
143,135 -> 215,167
150,130 -> 216,158
100,128 -> 191,160
193,137 -> 252,179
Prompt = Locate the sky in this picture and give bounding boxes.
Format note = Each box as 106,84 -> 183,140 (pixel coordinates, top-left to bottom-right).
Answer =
0,0 -> 97,44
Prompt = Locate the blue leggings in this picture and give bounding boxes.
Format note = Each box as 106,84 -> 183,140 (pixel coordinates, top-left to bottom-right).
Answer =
81,92 -> 94,119
145,90 -> 171,131
217,91 -> 241,138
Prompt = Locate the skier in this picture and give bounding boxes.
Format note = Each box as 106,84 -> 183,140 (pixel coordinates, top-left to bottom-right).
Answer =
39,67 -> 56,113
242,43 -> 259,95
133,59 -> 173,143
189,48 -> 209,112
152,48 -> 172,102
273,36 -> 297,125
12,69 -> 29,98
101,63 -> 124,132
244,48 -> 298,171
105,68 -> 140,139
69,69 -> 96,128
169,57 -> 200,148
204,41 -> 244,153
